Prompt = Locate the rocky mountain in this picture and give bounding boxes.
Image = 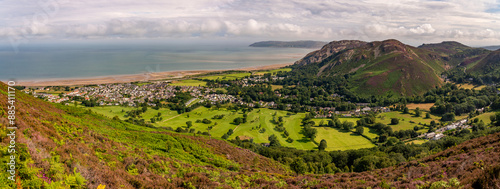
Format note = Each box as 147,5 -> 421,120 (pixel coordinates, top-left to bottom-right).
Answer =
249,40 -> 327,48
294,39 -> 446,96
293,40 -> 367,66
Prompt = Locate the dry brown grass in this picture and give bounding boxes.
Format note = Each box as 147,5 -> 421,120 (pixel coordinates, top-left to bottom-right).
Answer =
406,103 -> 435,111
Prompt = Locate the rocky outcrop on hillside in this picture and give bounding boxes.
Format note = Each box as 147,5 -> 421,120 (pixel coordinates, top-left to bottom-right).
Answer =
294,40 -> 367,66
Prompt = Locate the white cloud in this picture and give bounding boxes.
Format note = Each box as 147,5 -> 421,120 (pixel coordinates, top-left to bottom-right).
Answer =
409,24 -> 435,35
1,0 -> 500,45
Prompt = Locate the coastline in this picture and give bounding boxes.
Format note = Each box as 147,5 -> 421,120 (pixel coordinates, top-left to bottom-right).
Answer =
13,63 -> 293,87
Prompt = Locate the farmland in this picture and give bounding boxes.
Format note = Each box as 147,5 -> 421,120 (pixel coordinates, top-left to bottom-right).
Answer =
199,72 -> 251,81
254,68 -> 292,75
89,106 -> 318,150
314,127 -> 375,150
405,103 -> 435,111
169,79 -> 207,86
87,104 -> 462,151
198,68 -> 291,81
377,111 -> 440,132
88,106 -> 390,151
472,111 -> 499,125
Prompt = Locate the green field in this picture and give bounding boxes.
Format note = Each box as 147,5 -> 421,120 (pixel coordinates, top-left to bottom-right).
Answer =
133,82 -> 153,86
254,68 -> 292,75
363,127 -> 380,140
312,117 -> 378,145
312,117 -> 360,126
378,111 -> 440,132
170,79 -> 207,86
472,111 -> 499,125
200,72 -> 251,81
315,127 -> 375,150
405,139 -> 428,145
88,106 -> 388,151
155,107 -> 317,150
271,85 -> 283,90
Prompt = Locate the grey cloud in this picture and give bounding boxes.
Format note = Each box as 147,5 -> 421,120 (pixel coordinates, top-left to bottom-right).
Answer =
1,0 -> 500,45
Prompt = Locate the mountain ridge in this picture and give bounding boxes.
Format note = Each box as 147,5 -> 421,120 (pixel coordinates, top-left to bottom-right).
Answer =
293,39 -> 446,96
249,40 -> 327,48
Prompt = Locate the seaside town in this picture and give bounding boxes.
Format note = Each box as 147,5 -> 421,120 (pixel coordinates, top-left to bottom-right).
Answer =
27,79 -> 392,117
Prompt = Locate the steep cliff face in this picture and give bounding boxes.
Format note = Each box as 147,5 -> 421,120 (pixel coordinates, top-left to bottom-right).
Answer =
294,40 -> 367,66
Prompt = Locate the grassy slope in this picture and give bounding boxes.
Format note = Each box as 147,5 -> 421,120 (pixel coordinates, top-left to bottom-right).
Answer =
0,83 -> 287,188
318,40 -> 444,96
468,49 -> 500,75
86,105 -> 179,120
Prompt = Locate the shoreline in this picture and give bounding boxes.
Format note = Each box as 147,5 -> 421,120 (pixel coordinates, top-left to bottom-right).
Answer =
13,63 -> 293,87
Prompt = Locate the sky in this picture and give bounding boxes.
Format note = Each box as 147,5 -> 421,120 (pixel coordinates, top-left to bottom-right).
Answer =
1,0 -> 500,46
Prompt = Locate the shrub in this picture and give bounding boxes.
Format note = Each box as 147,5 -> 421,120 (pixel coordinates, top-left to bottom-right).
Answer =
391,118 -> 399,125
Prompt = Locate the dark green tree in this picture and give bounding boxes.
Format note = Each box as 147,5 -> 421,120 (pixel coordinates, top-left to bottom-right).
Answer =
391,118 -> 399,125
414,107 -> 421,117
318,139 -> 327,151
268,134 -> 281,147
425,112 -> 431,119
356,125 -> 364,135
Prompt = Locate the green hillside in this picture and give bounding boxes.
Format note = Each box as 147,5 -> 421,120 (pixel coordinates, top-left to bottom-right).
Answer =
2,82 -> 500,188
418,41 -> 490,67
0,82 -> 288,188
296,39 -> 446,96
469,49 -> 500,76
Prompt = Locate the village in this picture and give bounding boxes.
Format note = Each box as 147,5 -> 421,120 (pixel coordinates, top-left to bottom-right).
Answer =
28,79 -> 394,118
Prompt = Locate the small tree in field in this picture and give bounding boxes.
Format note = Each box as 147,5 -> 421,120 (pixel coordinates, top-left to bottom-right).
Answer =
403,107 -> 409,114
415,107 -> 421,117
391,118 -> 399,125
318,139 -> 327,151
356,125 -> 364,135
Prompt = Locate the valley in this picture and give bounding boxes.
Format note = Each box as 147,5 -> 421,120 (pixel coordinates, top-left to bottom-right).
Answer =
3,39 -> 500,188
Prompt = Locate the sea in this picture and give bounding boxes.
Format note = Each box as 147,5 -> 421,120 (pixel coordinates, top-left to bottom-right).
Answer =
0,39 -> 312,81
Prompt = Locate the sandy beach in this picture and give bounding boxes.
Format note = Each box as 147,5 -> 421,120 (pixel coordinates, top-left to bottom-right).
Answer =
14,63 -> 293,87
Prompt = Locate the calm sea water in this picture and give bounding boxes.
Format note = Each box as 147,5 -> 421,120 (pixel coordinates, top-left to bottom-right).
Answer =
0,40 -> 312,80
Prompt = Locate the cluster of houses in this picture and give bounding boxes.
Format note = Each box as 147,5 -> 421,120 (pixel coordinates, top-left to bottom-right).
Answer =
31,81 -> 234,106
314,105 -> 391,118
239,75 -> 285,87
204,94 -> 237,104
423,119 -> 469,140
33,93 -> 70,103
